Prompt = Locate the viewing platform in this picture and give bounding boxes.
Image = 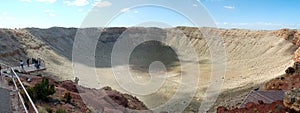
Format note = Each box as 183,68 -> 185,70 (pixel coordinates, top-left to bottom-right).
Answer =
2,64 -> 46,74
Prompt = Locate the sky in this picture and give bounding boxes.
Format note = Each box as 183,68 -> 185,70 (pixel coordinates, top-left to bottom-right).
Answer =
0,0 -> 300,29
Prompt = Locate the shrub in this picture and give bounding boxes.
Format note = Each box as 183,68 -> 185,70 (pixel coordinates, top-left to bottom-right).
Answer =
23,78 -> 55,101
26,87 -> 36,100
7,78 -> 14,86
275,104 -> 282,112
61,91 -> 72,103
34,78 -> 55,101
36,74 -> 42,77
56,108 -> 66,113
285,67 -> 295,75
253,108 -> 257,112
37,106 -> 48,113
45,106 -> 53,113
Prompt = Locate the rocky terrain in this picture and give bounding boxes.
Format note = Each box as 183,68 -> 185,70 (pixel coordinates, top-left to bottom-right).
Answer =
217,100 -> 295,113
216,65 -> 300,113
216,29 -> 300,113
284,88 -> 300,112
17,75 -> 150,113
1,27 -> 300,112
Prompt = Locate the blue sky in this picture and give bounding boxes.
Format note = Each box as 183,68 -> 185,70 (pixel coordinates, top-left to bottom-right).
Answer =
0,0 -> 299,29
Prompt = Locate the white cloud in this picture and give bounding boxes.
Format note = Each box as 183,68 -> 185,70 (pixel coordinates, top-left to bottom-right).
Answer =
36,0 -> 56,3
205,0 -> 225,1
0,12 -> 15,21
64,0 -> 89,6
121,8 -> 130,12
134,10 -> 139,14
43,9 -> 55,17
20,0 -> 32,2
216,22 -> 300,30
193,4 -> 198,7
92,1 -> 112,7
224,5 -> 235,9
0,16 -> 15,21
43,9 -> 51,13
21,0 -> 56,3
49,13 -> 55,17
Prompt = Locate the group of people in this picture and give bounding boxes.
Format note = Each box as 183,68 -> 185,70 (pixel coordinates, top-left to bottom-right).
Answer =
20,58 -> 42,70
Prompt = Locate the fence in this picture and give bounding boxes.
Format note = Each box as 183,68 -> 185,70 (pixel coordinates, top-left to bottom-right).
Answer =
0,63 -> 38,113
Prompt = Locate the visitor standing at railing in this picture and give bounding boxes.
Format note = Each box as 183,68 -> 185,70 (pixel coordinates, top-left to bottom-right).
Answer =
26,58 -> 30,67
31,58 -> 35,64
34,58 -> 40,69
20,60 -> 24,70
37,58 -> 41,66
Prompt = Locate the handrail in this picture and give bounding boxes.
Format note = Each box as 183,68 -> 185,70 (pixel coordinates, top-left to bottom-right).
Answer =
10,70 -> 28,113
11,69 -> 39,113
0,63 -> 39,113
18,91 -> 28,113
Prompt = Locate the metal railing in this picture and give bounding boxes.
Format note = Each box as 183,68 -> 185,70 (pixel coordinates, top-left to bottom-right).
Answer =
0,63 -> 38,113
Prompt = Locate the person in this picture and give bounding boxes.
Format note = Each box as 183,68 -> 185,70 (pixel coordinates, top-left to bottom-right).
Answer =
32,58 -> 35,64
37,58 -> 41,66
26,58 -> 30,67
75,77 -> 79,84
20,60 -> 24,69
35,59 -> 40,69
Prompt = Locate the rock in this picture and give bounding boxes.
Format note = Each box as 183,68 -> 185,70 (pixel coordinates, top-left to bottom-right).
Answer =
217,106 -> 228,113
106,90 -> 128,107
258,100 -> 264,104
245,102 -> 255,109
60,80 -> 78,93
294,48 -> 300,62
284,88 -> 300,111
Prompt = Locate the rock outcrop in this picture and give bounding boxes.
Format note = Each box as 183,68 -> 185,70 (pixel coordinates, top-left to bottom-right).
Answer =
273,29 -> 300,62
284,88 -> 300,112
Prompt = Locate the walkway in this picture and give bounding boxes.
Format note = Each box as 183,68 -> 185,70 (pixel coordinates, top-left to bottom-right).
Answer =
1,74 -> 24,113
240,90 -> 285,108
0,87 -> 12,113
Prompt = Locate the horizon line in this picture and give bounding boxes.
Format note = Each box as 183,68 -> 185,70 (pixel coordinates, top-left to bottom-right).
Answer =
0,26 -> 299,31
